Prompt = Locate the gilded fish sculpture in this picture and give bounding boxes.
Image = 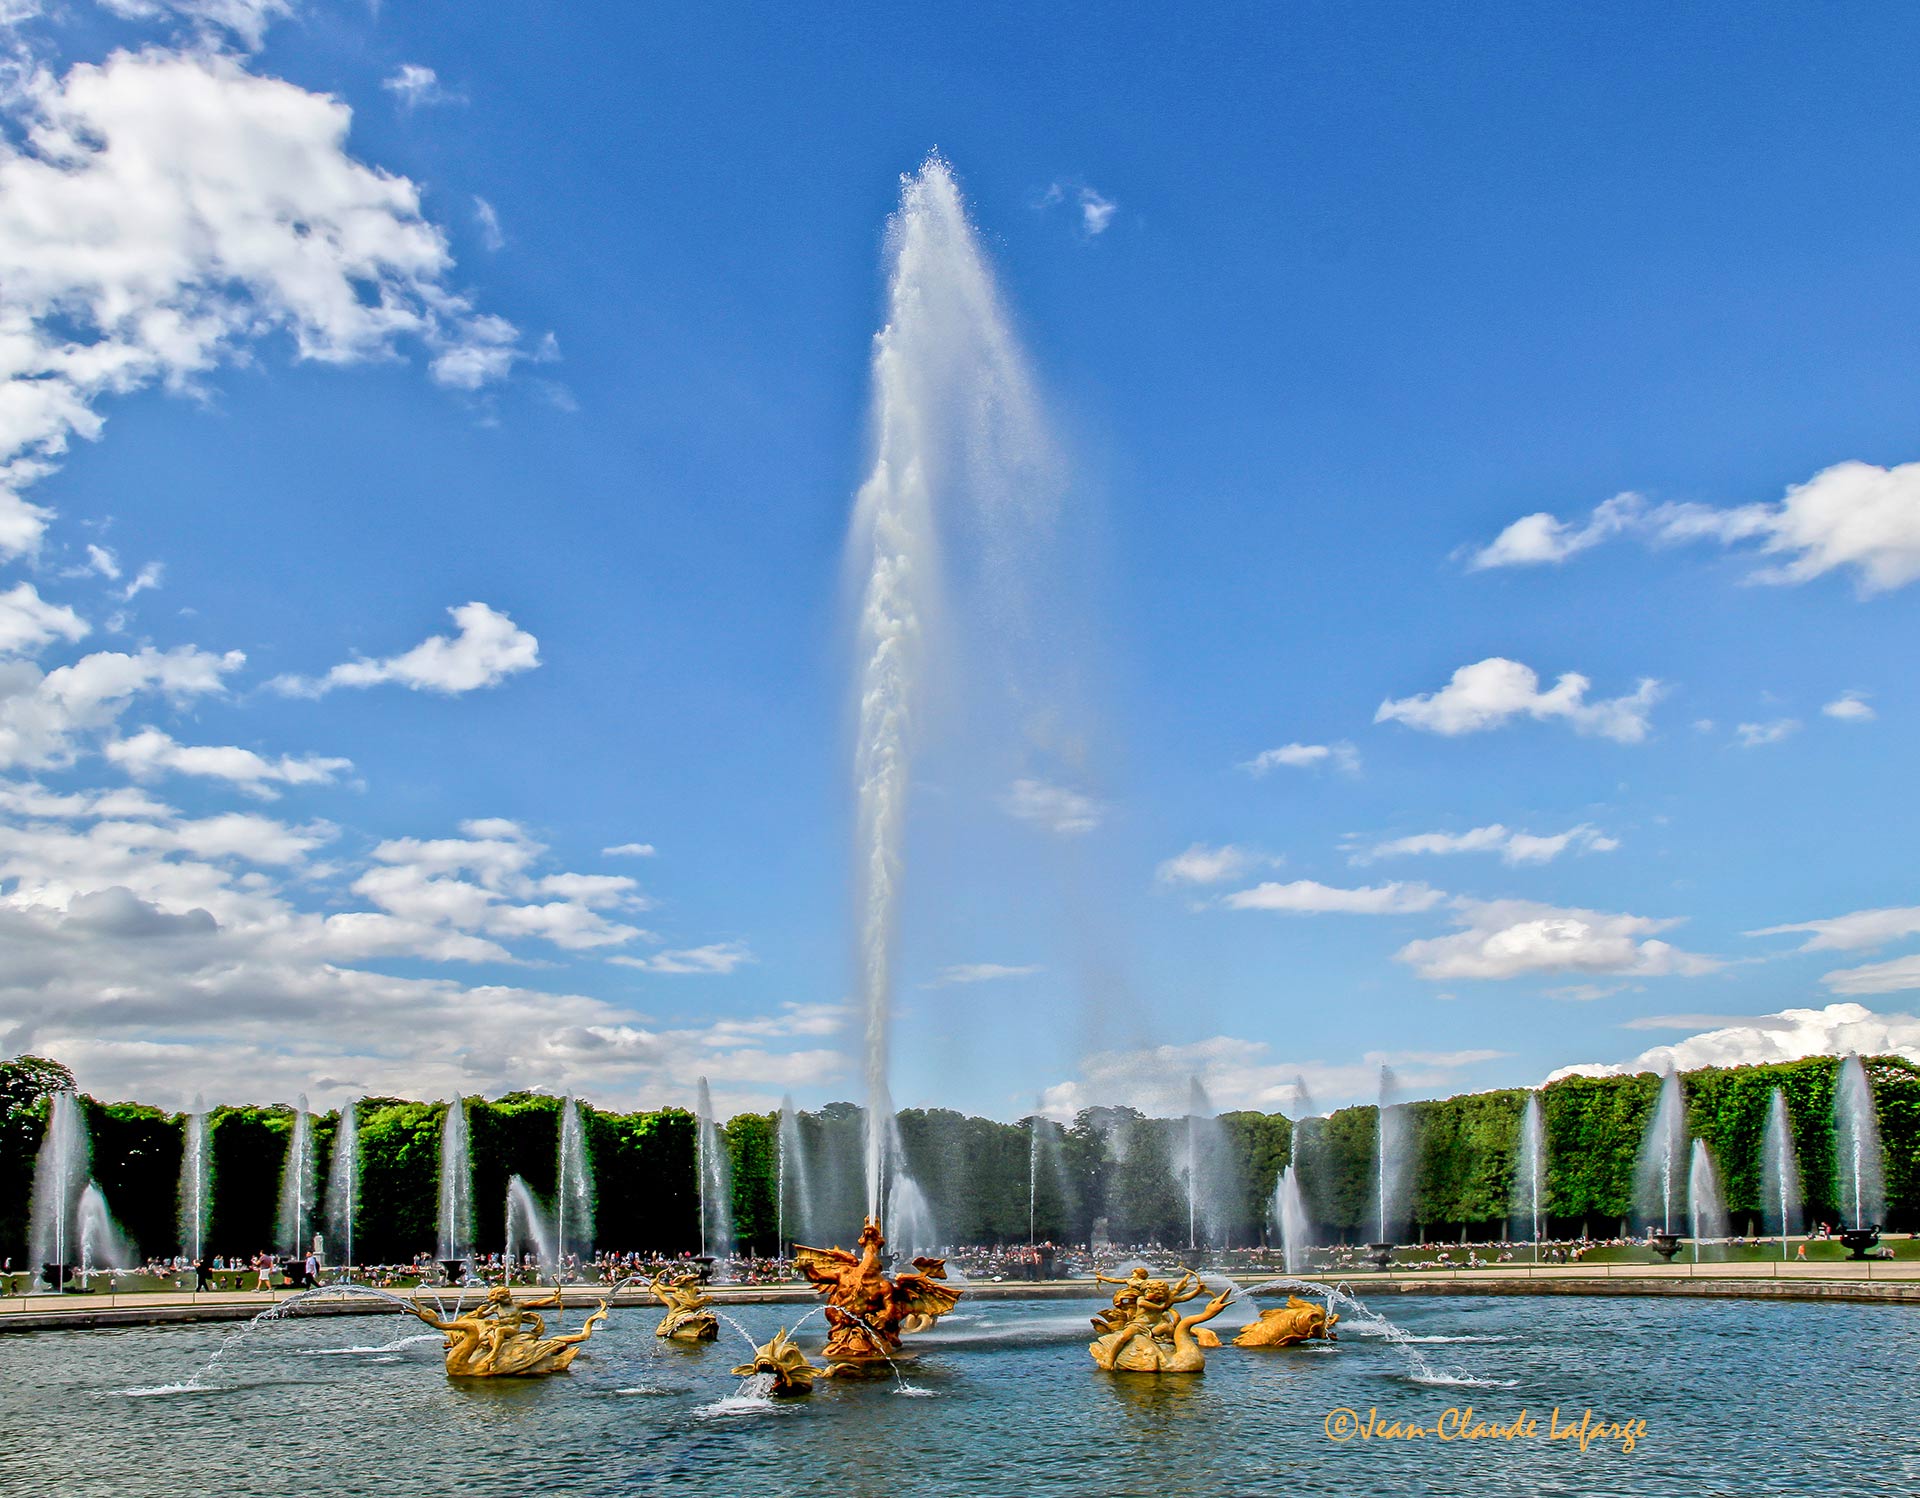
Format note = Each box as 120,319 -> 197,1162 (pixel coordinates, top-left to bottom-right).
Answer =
1231,1295 -> 1340,1348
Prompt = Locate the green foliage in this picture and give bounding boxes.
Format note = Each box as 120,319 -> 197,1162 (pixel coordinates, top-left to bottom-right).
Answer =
7,1051 -> 1919,1259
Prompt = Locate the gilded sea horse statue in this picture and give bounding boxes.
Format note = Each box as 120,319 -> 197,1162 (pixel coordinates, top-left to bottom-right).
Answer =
409,1286 -> 608,1377
1088,1277 -> 1233,1374
649,1268 -> 720,1341
792,1218 -> 961,1378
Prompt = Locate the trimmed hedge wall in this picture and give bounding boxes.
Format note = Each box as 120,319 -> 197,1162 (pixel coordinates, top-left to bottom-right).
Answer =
2,1052 -> 1913,1261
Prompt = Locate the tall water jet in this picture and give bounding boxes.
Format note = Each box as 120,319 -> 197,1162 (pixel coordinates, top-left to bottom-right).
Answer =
505,1175 -> 557,1272
1273,1165 -> 1311,1274
1635,1069 -> 1687,1235
1513,1091 -> 1546,1260
1180,1077 -> 1229,1252
556,1095 -> 593,1264
29,1091 -> 89,1287
846,154 -> 1050,1226
1369,1066 -> 1405,1264
1760,1088 -> 1803,1258
1833,1055 -> 1885,1233
437,1096 -> 473,1266
694,1077 -> 734,1264
276,1095 -> 315,1257
178,1096 -> 211,1263
326,1099 -> 360,1273
1687,1140 -> 1728,1261
776,1095 -> 814,1253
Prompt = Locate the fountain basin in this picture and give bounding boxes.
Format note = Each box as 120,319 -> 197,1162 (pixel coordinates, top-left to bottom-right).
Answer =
1837,1227 -> 1881,1261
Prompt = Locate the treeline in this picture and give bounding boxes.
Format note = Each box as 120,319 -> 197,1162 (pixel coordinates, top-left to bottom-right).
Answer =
3,1052 -> 1916,1263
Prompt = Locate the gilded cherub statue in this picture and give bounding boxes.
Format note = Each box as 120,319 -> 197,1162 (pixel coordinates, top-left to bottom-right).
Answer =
409,1286 -> 607,1377
731,1327 -> 819,1396
793,1218 -> 961,1377
1089,1266 -> 1151,1334
649,1268 -> 720,1341
1088,1281 -> 1233,1374
1231,1294 -> 1340,1348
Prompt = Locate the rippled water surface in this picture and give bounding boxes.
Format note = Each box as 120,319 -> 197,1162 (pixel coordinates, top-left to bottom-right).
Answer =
7,1292 -> 1918,1497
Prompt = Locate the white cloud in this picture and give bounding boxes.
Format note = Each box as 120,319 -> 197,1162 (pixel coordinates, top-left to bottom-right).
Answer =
1823,692 -> 1876,723
1038,1035 -> 1507,1119
1077,187 -> 1117,235
610,942 -> 754,975
922,962 -> 1042,987
1224,879 -> 1444,915
0,583 -> 87,655
1396,898 -> 1718,982
1003,777 -> 1103,835
602,842 -> 656,858
1156,843 -> 1268,885
0,644 -> 242,771
1375,657 -> 1662,743
271,602 -> 539,697
382,64 -> 453,110
473,196 -> 505,252
1241,740 -> 1360,776
1467,461 -> 1920,595
1822,955 -> 1920,995
1548,1002 -> 1920,1080
95,0 -> 294,51
1750,904 -> 1920,954
1734,718 -> 1799,748
0,48 -> 526,560
105,726 -> 351,798
1353,822 -> 1617,867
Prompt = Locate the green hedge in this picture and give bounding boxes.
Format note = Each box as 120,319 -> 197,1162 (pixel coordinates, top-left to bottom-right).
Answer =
2,1051 -> 1914,1261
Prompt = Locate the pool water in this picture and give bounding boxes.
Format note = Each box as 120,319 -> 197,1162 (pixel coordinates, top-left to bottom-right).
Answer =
7,1292 -> 1917,1497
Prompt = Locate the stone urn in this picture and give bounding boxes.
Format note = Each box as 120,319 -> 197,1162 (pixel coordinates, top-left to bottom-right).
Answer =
1363,1242 -> 1395,1270
1647,1232 -> 1684,1262
1836,1226 -> 1881,1261
439,1258 -> 469,1286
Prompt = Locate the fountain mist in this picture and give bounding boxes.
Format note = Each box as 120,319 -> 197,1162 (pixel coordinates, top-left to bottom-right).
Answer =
29,1091 -> 89,1284
326,1099 -> 359,1272
275,1095 -> 314,1257
1181,1077 -> 1229,1250
695,1077 -> 734,1264
1687,1140 -> 1728,1261
178,1096 -> 211,1262
847,154 -> 1050,1227
505,1175 -> 557,1271
437,1097 -> 473,1263
1833,1056 -> 1885,1231
1273,1165 -> 1311,1274
1373,1066 -> 1405,1244
1513,1092 -> 1546,1259
777,1095 -> 814,1252
1635,1070 -> 1687,1233
78,1181 -> 132,1273
556,1095 -> 593,1263
1760,1088 -> 1802,1258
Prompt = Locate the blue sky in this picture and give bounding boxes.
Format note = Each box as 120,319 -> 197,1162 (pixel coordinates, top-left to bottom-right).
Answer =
1,1 -> 1918,1118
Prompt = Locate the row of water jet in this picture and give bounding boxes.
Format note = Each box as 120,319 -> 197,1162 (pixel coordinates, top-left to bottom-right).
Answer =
846,154 -> 1049,1229
1761,1087 -> 1804,1256
777,1095 -> 814,1253
275,1096 -> 315,1258
178,1096 -> 211,1262
556,1095 -> 594,1262
1834,1055 -> 1885,1231
326,1100 -> 360,1272
695,1077 -> 735,1264
29,1093 -> 132,1282
1513,1091 -> 1545,1260
1635,1069 -> 1687,1233
438,1097 -> 473,1264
